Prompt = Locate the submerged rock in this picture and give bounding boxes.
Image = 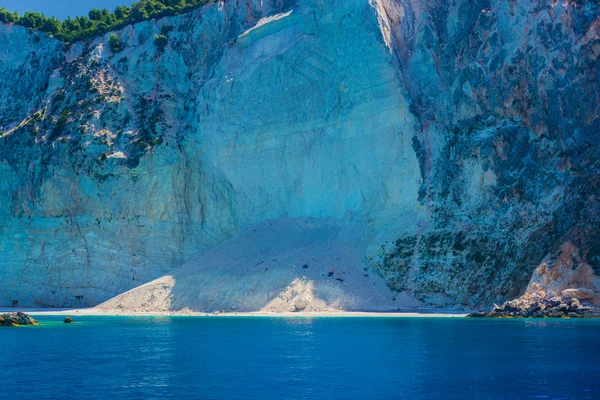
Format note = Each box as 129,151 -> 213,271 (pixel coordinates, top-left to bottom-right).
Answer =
1,312 -> 39,326
64,317 -> 74,324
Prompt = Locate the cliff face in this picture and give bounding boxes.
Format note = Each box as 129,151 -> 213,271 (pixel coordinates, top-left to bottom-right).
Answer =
373,0 -> 600,306
0,0 -> 598,309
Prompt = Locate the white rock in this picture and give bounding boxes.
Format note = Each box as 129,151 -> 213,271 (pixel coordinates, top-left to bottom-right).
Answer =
561,288 -> 595,301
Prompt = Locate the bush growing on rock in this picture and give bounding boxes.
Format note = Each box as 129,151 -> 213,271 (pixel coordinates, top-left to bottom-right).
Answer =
109,34 -> 123,53
16,11 -> 45,29
154,34 -> 168,50
40,17 -> 61,35
0,7 -> 18,23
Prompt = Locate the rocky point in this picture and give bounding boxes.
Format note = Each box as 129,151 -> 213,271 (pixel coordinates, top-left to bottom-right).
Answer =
0,312 -> 39,326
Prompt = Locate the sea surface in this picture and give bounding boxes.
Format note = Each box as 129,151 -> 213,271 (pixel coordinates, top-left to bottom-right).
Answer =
2,316 -> 600,399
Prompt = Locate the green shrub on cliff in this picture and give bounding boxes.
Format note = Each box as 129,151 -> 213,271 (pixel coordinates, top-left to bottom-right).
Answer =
154,34 -> 168,50
40,17 -> 62,35
16,11 -> 45,29
0,0 -> 213,43
109,34 -> 123,53
0,8 -> 18,23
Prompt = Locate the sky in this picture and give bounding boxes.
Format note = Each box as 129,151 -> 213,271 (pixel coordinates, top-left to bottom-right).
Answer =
0,0 -> 136,20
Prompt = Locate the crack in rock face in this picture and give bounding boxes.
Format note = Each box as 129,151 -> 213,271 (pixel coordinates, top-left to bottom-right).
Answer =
0,0 -> 599,311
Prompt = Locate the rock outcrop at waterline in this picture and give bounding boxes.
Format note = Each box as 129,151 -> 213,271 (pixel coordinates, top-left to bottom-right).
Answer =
0,0 -> 599,311
467,295 -> 599,318
0,312 -> 39,326
469,242 -> 600,317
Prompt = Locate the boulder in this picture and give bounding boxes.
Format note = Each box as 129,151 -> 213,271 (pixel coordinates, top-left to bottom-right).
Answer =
293,298 -> 310,312
467,294 -> 599,318
568,298 -> 581,312
546,296 -> 563,308
546,310 -> 564,318
465,312 -> 487,318
64,317 -> 74,324
532,310 -> 545,318
1,312 -> 39,326
557,303 -> 570,312
1,318 -> 19,327
561,288 -> 595,301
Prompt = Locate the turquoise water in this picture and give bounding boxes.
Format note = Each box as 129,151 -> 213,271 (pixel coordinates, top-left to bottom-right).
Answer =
2,316 -> 600,399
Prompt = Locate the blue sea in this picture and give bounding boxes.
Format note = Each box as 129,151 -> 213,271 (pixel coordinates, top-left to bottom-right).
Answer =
2,316 -> 600,399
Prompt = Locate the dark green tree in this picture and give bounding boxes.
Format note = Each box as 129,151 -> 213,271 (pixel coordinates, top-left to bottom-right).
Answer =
18,11 -> 45,29
40,17 -> 61,35
62,17 -> 81,32
130,2 -> 149,21
76,16 -> 93,29
114,6 -> 131,20
88,8 -> 110,21
0,7 -> 19,23
109,33 -> 123,53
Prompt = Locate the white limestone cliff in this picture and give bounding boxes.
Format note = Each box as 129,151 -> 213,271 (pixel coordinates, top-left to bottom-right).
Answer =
0,0 -> 598,311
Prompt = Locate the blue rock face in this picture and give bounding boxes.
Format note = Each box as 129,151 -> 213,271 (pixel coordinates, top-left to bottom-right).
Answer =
373,0 -> 600,306
0,0 -> 598,308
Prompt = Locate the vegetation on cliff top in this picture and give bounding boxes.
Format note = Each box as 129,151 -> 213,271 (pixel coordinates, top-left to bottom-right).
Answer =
0,0 -> 212,43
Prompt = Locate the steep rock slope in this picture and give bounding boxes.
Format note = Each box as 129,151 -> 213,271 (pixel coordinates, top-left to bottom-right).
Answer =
0,0 -> 598,310
372,0 -> 600,307
0,0 -> 422,308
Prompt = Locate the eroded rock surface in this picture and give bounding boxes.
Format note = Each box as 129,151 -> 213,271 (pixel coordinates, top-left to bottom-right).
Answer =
0,312 -> 39,326
371,0 -> 600,307
467,295 -> 599,318
469,242 -> 600,317
0,0 -> 599,310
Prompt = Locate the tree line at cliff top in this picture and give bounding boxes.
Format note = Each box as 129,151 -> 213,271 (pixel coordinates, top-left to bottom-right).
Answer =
0,0 -> 212,43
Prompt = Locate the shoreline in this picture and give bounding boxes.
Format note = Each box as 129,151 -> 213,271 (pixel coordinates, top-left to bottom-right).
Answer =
1,308 -> 470,318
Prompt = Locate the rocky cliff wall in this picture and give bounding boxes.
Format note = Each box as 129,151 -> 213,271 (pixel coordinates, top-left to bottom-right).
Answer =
0,0 -> 598,309
372,0 -> 600,306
